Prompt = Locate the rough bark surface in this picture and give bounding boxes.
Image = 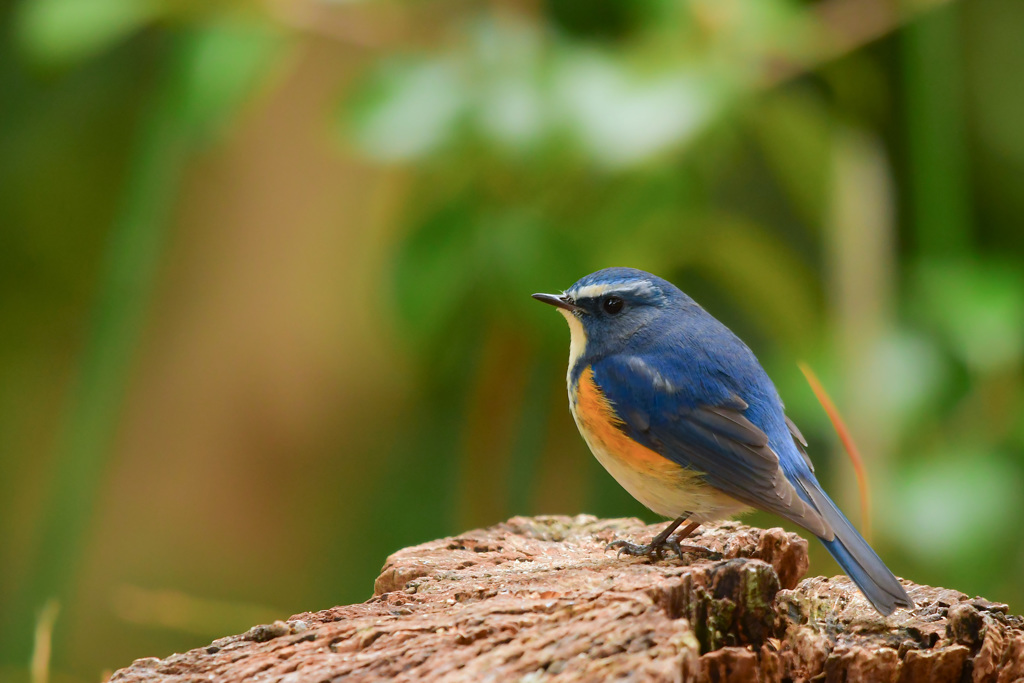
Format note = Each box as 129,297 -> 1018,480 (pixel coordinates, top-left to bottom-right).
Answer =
109,515 -> 1024,682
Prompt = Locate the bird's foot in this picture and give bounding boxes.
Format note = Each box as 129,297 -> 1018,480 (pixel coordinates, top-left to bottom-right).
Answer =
605,538 -> 721,563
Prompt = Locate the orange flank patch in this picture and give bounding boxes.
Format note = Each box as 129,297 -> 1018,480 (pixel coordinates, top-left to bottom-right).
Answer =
570,366 -> 747,520
573,367 -> 678,474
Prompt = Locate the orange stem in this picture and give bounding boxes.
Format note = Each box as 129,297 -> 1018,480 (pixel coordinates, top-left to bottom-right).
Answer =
797,362 -> 872,541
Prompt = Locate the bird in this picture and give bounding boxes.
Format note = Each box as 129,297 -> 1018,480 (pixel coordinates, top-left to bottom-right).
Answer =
533,267 -> 913,616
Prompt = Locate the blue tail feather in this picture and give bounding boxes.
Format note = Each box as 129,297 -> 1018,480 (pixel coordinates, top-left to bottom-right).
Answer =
808,485 -> 913,616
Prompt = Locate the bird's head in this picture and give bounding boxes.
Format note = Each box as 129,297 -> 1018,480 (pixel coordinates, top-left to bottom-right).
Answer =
533,267 -> 685,365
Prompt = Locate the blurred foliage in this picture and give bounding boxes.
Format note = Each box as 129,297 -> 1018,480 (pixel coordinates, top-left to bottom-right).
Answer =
3,0 -> 1024,680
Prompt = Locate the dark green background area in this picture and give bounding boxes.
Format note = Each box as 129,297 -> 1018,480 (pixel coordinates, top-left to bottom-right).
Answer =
2,0 -> 1024,680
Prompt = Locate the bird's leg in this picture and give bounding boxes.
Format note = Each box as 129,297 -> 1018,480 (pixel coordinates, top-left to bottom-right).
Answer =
606,516 -> 686,560
606,517 -> 721,562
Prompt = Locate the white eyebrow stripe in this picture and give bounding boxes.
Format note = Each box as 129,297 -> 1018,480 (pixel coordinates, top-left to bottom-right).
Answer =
572,284 -> 610,299
571,281 -> 658,300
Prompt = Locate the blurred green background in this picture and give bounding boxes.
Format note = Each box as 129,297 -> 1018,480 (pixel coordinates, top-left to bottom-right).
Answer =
3,0 -> 1024,679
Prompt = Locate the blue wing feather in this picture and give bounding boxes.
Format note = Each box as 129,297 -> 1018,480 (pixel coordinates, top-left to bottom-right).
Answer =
592,351 -> 829,537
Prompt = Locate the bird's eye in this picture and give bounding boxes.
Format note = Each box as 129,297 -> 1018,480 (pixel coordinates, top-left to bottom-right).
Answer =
603,296 -> 624,314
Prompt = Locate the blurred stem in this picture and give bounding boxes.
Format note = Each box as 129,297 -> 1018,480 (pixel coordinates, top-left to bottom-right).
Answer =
902,2 -> 971,254
826,127 -> 897,521
29,600 -> 59,683
2,35 -> 194,665
457,328 -> 528,528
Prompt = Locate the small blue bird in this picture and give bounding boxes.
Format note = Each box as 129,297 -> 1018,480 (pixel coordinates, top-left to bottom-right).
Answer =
534,267 -> 912,615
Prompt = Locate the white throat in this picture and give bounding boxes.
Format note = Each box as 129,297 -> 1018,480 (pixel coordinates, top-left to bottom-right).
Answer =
559,309 -> 587,382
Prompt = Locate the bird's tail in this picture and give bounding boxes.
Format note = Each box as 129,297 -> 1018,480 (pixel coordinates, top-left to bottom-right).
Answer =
805,484 -> 913,616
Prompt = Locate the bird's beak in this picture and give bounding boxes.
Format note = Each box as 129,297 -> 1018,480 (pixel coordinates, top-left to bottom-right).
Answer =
532,292 -> 580,313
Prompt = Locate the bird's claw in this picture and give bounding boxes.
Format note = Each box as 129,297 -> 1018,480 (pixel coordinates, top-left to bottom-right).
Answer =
605,539 -> 721,563
605,539 -> 669,561
683,544 -> 723,561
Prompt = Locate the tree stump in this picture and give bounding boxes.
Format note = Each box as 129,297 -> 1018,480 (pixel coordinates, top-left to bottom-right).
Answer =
108,515 -> 1024,682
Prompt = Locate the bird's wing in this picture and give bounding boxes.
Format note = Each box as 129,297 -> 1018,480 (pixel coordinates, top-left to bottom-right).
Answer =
592,355 -> 832,539
785,414 -> 816,473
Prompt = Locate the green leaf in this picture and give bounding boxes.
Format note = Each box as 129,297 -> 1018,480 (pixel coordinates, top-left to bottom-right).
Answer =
553,51 -> 724,168
17,0 -> 157,66
885,450 -> 1022,562
911,258 -> 1024,373
391,200 -> 477,343
174,18 -> 289,138
347,58 -> 467,161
